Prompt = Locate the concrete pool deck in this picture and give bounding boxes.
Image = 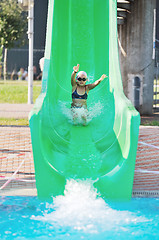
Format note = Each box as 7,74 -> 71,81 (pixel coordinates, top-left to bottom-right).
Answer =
0,104 -> 159,197
0,103 -> 33,119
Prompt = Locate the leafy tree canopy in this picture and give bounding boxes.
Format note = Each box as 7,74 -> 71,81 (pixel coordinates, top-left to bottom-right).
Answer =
0,0 -> 27,49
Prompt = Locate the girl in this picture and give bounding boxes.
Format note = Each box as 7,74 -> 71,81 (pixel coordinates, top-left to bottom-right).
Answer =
71,64 -> 107,125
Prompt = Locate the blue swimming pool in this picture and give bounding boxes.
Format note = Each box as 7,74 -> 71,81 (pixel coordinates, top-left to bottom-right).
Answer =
0,180 -> 159,240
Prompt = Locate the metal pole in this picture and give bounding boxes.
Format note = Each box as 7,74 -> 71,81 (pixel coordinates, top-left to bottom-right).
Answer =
28,0 -> 34,104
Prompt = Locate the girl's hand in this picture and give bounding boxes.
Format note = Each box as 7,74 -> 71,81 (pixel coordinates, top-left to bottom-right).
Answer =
73,64 -> 80,73
100,74 -> 107,81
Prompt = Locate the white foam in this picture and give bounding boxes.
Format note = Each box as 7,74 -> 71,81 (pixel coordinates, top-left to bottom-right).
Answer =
87,102 -> 103,123
60,101 -> 103,125
32,179 -> 149,234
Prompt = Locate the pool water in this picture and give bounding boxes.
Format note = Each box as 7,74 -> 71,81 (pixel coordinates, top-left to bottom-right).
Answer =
0,180 -> 159,240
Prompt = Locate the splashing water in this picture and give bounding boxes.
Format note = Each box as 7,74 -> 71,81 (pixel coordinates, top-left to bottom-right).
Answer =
1,183 -> 159,239
60,101 -> 103,125
32,180 -> 149,235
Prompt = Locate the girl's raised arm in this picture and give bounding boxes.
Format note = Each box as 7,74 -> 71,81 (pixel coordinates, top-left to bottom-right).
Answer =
71,64 -> 80,86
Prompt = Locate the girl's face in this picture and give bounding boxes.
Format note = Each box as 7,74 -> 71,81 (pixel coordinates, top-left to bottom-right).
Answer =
76,73 -> 88,86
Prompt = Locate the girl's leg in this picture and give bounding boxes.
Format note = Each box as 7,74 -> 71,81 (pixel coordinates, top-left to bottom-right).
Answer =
81,109 -> 88,125
73,112 -> 78,125
81,114 -> 87,125
71,108 -> 78,125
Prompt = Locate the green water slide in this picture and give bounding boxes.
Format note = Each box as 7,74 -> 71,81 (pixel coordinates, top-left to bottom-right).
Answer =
29,0 -> 140,201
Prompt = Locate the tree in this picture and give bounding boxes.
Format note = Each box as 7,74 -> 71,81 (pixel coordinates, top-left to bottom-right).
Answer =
0,0 -> 27,80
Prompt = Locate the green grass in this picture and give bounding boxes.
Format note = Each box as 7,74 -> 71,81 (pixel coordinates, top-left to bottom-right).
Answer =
141,120 -> 159,126
0,118 -> 29,126
0,80 -> 41,103
0,80 -> 41,125
0,79 -> 158,126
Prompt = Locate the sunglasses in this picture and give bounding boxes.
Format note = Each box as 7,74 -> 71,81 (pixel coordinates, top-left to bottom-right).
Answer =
76,77 -> 87,82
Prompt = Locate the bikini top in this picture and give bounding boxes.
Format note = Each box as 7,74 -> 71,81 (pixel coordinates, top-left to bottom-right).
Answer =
72,86 -> 88,100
